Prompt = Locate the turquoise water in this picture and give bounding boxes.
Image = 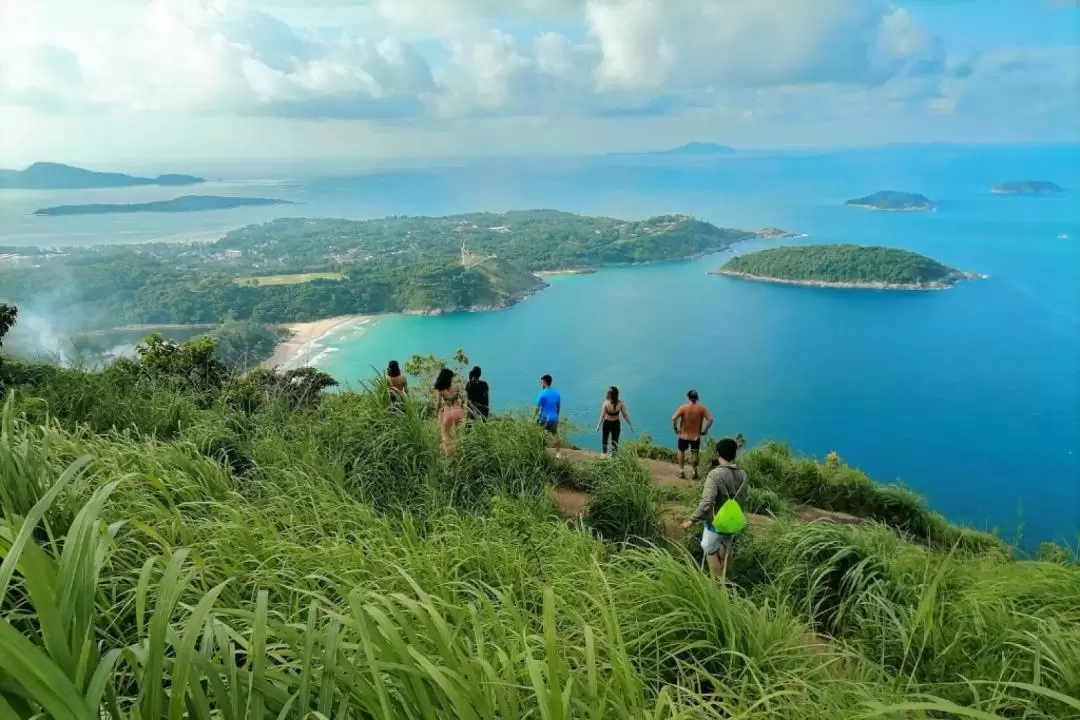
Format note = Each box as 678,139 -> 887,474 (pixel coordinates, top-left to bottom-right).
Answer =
4,145 -> 1078,546
311,147 -> 1080,547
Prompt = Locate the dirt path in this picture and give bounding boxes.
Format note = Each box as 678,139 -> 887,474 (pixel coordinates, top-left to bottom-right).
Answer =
549,448 -> 861,533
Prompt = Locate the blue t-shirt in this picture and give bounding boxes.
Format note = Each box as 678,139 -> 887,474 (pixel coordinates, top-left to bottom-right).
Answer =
536,388 -> 561,422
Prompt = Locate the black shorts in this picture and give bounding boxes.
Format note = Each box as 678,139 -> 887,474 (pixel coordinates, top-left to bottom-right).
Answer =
677,438 -> 701,452
539,418 -> 559,434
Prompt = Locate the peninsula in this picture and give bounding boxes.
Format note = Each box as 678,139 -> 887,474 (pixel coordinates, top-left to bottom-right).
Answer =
33,195 -> 293,216
992,181 -> 1063,195
714,244 -> 982,290
845,191 -> 934,212
0,162 -> 204,189
756,227 -> 806,240
0,210 -> 753,329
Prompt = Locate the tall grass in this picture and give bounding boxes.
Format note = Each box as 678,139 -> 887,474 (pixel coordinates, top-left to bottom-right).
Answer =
0,364 -> 1077,718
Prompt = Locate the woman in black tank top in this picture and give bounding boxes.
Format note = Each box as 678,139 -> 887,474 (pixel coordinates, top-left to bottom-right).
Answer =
596,386 -> 633,454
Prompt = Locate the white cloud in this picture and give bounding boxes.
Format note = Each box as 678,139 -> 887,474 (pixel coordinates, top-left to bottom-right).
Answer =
0,0 -> 1075,151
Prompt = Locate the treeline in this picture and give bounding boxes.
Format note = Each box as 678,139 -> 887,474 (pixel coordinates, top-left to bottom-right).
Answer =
722,244 -> 954,285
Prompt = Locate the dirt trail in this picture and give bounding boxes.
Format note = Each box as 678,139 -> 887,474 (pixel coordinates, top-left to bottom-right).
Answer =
549,448 -> 861,534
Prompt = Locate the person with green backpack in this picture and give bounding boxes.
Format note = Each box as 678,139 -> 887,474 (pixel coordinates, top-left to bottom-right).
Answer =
680,438 -> 749,581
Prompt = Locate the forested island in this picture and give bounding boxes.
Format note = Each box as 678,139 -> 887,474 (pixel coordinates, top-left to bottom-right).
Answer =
0,210 -> 751,331
0,162 -> 204,189
992,181 -> 1063,195
33,195 -> 293,216
715,245 -> 982,289
845,191 -> 934,211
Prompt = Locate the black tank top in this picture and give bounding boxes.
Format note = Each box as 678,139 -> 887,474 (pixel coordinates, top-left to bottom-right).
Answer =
604,401 -> 621,420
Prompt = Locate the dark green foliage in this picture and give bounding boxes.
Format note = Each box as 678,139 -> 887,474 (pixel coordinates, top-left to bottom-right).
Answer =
844,191 -> 933,210
722,244 -> 955,285
0,303 -> 16,348
202,321 -> 285,370
583,455 -> 663,544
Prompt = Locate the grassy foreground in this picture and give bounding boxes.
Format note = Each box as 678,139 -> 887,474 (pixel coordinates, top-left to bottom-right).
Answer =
0,340 -> 1078,718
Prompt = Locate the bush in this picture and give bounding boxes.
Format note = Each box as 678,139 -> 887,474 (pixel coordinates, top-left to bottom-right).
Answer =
583,454 -> 663,544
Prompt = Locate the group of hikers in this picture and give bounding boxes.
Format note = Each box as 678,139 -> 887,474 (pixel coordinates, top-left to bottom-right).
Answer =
384,361 -> 749,579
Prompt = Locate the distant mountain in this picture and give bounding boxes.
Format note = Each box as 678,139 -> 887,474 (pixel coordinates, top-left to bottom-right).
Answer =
845,191 -> 934,212
32,195 -> 291,216
992,181 -> 1063,195
653,142 -> 736,155
0,162 -> 205,190
610,142 -> 736,158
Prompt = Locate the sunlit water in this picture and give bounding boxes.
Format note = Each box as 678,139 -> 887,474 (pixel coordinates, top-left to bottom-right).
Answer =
3,145 -> 1077,546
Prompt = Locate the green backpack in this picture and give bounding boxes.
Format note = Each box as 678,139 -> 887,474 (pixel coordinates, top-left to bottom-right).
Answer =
710,466 -> 749,535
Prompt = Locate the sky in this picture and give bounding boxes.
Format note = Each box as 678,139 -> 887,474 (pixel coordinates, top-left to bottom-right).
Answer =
0,0 -> 1077,168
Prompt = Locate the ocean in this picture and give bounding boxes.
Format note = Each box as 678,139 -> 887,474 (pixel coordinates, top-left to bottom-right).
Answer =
3,145 -> 1078,546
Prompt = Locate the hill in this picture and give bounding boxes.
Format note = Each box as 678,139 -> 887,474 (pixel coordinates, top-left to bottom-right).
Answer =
654,142 -> 736,155
845,191 -> 934,211
33,195 -> 292,216
0,314 -> 1074,719
0,210 -> 743,331
0,161 -> 204,189
716,244 -> 980,289
992,180 -> 1063,195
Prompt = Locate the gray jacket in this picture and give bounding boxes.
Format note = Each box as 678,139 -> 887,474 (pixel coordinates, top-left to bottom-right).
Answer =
689,464 -> 749,524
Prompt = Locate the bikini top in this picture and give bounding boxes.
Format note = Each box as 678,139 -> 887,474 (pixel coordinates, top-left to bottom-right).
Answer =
604,401 -> 622,420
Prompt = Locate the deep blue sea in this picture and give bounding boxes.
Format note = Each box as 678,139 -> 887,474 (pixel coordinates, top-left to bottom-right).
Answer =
3,145 -> 1078,546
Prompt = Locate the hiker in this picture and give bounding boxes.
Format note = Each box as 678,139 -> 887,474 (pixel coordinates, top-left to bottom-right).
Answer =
535,374 -> 562,458
465,366 -> 490,420
434,368 -> 465,455
595,385 -> 633,454
386,360 -> 408,403
680,438 -> 749,581
672,389 -> 713,479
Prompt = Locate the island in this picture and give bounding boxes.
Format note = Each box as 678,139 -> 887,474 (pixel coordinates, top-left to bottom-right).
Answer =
992,181 -> 1063,195
845,191 -> 934,212
0,210 -> 754,330
713,245 -> 983,290
33,195 -> 293,216
612,142 -> 736,157
755,227 -> 806,240
0,162 -> 205,189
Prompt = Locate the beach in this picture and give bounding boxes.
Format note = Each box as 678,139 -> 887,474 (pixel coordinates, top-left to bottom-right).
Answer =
265,315 -> 376,369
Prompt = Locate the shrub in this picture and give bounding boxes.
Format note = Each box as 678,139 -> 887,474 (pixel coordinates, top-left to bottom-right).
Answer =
583,454 -> 663,544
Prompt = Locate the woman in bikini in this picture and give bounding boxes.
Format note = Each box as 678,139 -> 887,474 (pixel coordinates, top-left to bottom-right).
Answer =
434,368 -> 465,455
386,360 -> 408,405
596,386 -> 633,454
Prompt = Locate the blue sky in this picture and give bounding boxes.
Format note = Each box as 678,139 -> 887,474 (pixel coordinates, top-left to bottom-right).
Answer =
0,0 -> 1076,167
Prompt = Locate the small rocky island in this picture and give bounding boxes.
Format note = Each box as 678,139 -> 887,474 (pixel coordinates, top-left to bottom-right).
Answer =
33,195 -> 293,216
992,181 -> 1063,195
713,244 -> 983,290
845,191 -> 934,212
756,227 -> 807,239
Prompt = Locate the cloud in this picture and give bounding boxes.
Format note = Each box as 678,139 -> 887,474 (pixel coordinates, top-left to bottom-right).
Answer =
0,0 -> 1075,140
0,0 -> 436,119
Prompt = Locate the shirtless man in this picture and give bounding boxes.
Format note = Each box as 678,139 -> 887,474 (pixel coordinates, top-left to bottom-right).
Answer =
672,389 -> 714,479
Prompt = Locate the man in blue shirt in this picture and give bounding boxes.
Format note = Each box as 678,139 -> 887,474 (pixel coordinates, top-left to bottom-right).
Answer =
535,374 -> 562,458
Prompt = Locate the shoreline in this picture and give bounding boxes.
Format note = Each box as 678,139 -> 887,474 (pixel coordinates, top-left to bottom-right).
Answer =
265,314 -> 378,369
713,270 -> 984,291
533,268 -> 596,277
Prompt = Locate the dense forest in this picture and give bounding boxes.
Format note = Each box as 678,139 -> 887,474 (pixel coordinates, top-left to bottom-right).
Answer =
0,308 -> 1075,719
0,211 -> 748,333
719,245 -> 957,286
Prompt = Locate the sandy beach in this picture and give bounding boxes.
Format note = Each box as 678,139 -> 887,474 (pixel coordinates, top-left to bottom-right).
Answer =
264,315 -> 376,369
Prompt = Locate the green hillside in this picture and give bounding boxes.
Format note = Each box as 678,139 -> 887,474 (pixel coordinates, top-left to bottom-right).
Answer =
0,210 -> 744,333
0,306 -> 1076,719
719,244 -> 960,287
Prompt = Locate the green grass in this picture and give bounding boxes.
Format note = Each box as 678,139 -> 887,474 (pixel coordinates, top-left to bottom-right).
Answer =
232,272 -> 346,286
1,352 -> 1078,719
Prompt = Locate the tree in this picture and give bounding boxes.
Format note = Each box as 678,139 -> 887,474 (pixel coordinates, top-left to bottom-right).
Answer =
0,303 -> 16,349
0,303 -> 17,375
404,349 -> 470,392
